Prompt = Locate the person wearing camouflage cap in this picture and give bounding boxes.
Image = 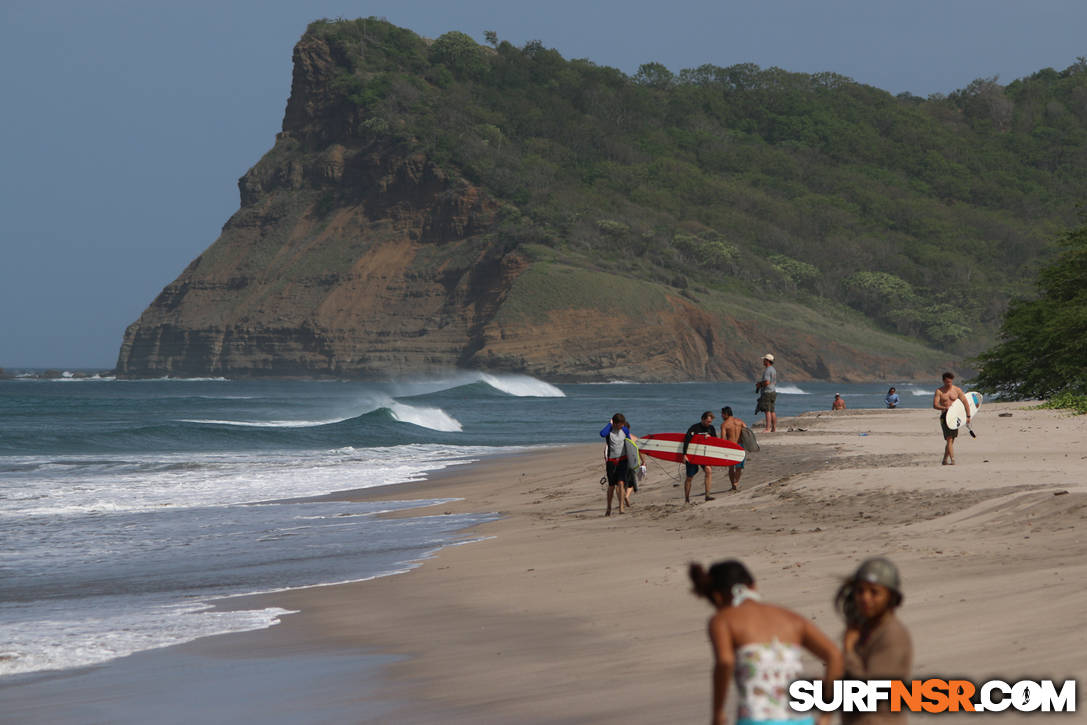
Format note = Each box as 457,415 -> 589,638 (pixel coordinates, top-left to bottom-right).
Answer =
835,557 -> 914,724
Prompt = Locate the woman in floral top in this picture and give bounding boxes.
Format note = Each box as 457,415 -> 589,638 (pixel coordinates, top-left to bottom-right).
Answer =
690,559 -> 842,725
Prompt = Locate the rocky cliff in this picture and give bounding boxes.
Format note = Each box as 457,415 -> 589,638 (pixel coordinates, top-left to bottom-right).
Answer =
116,24 -> 954,382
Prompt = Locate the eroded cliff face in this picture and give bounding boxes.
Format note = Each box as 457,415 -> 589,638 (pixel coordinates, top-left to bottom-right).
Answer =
116,33 -> 943,382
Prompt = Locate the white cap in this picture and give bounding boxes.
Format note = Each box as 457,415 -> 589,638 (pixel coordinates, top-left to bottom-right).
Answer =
763,353 -> 774,362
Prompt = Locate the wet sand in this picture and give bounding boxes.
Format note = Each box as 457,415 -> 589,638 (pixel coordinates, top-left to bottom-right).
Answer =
4,402 -> 1085,723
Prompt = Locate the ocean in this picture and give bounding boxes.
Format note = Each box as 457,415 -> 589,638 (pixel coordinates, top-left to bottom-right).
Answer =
0,372 -> 937,680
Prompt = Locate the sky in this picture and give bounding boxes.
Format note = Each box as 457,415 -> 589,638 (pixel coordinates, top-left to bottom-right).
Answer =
2,1 -> 1085,369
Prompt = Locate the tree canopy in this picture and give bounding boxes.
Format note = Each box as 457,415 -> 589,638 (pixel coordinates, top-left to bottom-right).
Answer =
972,223 -> 1087,399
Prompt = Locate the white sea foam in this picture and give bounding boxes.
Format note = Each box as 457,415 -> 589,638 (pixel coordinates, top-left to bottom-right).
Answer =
388,402 -> 463,432
56,372 -> 117,381
122,376 -> 231,382
776,384 -> 809,394
179,395 -> 464,432
0,599 -> 295,677
178,417 -> 352,428
0,445 -> 499,517
10,374 -> 117,382
194,395 -> 260,400
379,371 -> 564,398
478,373 -> 565,397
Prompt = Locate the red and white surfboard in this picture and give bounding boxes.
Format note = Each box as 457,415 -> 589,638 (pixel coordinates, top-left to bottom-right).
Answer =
638,433 -> 745,467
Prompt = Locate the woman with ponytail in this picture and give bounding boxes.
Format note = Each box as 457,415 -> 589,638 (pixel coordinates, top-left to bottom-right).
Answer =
690,560 -> 841,725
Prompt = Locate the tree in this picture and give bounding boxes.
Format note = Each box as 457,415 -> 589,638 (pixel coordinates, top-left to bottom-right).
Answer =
633,62 -> 674,89
429,31 -> 487,78
973,224 -> 1087,399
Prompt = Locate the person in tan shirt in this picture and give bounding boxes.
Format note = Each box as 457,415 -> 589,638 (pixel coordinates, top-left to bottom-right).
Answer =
836,557 -> 913,724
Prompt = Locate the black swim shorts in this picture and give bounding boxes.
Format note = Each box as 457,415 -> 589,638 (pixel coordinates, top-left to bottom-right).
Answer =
685,462 -> 709,478
606,459 -> 629,486
940,413 -> 959,439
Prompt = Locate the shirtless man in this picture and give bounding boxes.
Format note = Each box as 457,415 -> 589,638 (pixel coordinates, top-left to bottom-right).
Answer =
831,393 -> 846,411
933,372 -> 970,465
719,406 -> 747,491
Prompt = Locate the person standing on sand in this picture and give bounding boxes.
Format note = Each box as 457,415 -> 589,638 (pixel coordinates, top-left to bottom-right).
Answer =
832,393 -> 846,411
690,559 -> 842,725
755,353 -> 778,432
932,372 -> 969,465
835,557 -> 913,724
719,406 -> 747,492
600,413 -> 633,516
682,411 -> 717,503
621,420 -> 643,508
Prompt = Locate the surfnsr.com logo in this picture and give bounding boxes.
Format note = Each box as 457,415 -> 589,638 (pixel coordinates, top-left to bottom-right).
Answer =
789,679 -> 1076,713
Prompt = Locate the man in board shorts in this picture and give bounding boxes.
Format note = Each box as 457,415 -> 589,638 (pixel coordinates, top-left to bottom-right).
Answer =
719,406 -> 747,492
933,372 -> 970,465
600,413 -> 631,515
755,353 -> 778,432
682,411 -> 717,503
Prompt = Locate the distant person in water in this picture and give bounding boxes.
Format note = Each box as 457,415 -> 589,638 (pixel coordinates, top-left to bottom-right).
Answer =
682,411 -> 717,503
932,372 -> 969,465
836,557 -> 913,724
600,413 -> 632,516
885,387 -> 900,409
690,559 -> 842,725
755,353 -> 778,432
719,406 -> 747,492
832,393 -> 846,411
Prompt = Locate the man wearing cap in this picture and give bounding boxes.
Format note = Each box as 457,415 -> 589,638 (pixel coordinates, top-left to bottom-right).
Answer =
837,557 -> 913,724
755,353 -> 778,432
832,393 -> 846,411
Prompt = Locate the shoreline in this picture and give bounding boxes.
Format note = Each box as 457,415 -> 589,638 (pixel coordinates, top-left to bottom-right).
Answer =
4,403 -> 1086,723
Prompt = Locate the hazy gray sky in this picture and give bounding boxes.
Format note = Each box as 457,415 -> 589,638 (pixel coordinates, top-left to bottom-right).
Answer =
2,0 -> 1084,368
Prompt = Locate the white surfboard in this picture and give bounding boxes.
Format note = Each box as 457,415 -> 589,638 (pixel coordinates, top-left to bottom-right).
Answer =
945,391 -> 982,430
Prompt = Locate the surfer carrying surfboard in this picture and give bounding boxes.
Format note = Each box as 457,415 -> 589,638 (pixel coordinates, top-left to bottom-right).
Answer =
719,407 -> 747,492
600,413 -> 638,516
682,411 -> 717,503
933,372 -> 970,465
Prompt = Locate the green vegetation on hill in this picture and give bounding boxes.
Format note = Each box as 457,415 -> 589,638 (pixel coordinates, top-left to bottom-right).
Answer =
974,223 -> 1087,400
305,18 -> 1087,353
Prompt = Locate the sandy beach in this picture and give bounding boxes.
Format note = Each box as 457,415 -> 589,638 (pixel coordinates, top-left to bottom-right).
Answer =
4,401 -> 1085,723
